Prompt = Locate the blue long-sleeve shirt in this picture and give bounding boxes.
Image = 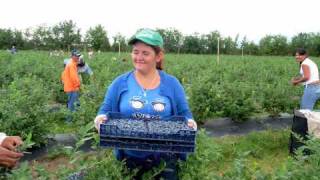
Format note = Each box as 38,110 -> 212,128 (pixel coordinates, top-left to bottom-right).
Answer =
98,70 -> 193,160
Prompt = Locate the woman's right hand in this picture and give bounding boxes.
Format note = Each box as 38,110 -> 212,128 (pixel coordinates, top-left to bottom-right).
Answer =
0,146 -> 23,168
94,114 -> 107,131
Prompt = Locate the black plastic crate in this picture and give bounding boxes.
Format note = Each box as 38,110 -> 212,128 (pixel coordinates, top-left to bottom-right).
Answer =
99,112 -> 196,153
289,110 -> 310,155
100,137 -> 195,153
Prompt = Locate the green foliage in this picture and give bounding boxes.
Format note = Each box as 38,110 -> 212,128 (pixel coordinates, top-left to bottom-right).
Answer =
9,129 -> 319,179
259,35 -> 289,55
111,33 -> 129,52
179,129 -> 223,179
0,75 -> 52,145
30,25 -> 54,50
187,55 -> 304,122
273,136 -> 320,179
79,152 -> 135,180
6,162 -> 34,180
33,164 -> 51,180
0,29 -> 24,49
157,28 -> 183,53
223,36 -> 238,54
181,33 -> 203,54
51,20 -> 82,50
290,32 -> 320,56
16,133 -> 35,154
59,124 -> 137,179
0,53 -> 13,85
3,25 -> 320,56
0,29 -> 14,49
262,85 -> 296,116
85,25 -> 111,51
2,51 -> 320,178
190,71 -> 256,122
0,51 -> 308,135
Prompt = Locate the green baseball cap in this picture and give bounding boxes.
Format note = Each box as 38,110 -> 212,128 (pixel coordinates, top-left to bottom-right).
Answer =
71,49 -> 81,57
129,29 -> 164,48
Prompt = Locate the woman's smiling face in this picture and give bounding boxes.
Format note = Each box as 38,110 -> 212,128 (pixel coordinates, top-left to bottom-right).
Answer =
295,52 -> 307,63
131,42 -> 160,73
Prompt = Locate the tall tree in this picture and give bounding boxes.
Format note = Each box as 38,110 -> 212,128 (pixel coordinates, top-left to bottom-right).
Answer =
111,33 -> 128,52
181,33 -> 202,54
246,41 -> 259,55
290,33 -> 314,55
259,35 -> 288,55
205,31 -> 221,54
51,20 -> 81,50
23,28 -> 34,49
222,36 -> 237,54
0,29 -> 13,49
85,25 -> 110,51
11,30 -> 24,49
310,33 -> 320,56
30,25 -> 53,50
156,28 -> 183,53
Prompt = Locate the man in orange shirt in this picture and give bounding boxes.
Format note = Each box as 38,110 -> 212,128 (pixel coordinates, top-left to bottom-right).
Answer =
61,49 -> 81,116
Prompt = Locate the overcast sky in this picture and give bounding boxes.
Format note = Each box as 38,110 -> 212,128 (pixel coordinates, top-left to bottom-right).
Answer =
1,0 -> 319,42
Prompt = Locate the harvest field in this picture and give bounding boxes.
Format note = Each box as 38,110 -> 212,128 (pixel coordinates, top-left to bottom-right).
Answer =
1,51 -> 320,179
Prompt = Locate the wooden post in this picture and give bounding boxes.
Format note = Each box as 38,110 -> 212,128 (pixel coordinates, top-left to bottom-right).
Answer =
118,41 -> 121,59
178,38 -> 183,55
217,37 -> 220,64
242,46 -> 244,58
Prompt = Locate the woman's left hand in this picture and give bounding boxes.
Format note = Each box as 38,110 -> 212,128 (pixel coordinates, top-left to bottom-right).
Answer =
291,77 -> 300,86
187,119 -> 197,130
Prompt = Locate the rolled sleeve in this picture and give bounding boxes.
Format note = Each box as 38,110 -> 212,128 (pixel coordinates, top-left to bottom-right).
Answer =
0,133 -> 7,146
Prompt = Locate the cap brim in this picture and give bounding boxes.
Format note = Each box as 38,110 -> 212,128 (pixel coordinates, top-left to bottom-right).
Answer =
128,38 -> 159,47
128,38 -> 138,45
72,54 -> 81,57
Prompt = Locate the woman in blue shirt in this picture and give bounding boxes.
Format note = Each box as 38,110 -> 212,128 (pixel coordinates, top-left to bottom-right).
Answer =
94,29 -> 197,180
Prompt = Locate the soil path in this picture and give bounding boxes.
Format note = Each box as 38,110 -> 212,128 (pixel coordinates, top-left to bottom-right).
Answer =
202,115 -> 293,137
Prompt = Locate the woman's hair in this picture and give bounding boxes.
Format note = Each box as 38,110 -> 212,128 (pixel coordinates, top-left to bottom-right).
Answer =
151,45 -> 164,70
132,40 -> 165,70
296,48 -> 308,56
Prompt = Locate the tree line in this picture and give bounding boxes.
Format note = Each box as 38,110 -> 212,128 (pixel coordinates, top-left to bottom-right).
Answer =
1,20 -> 320,56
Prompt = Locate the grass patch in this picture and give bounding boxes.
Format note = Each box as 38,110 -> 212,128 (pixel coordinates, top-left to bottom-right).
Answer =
49,120 -> 79,134
213,129 -> 290,175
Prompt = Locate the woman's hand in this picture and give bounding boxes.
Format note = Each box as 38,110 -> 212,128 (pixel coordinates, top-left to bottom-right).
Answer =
0,146 -> 23,168
291,77 -> 300,86
1,136 -> 23,151
187,119 -> 197,130
94,114 -> 107,131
